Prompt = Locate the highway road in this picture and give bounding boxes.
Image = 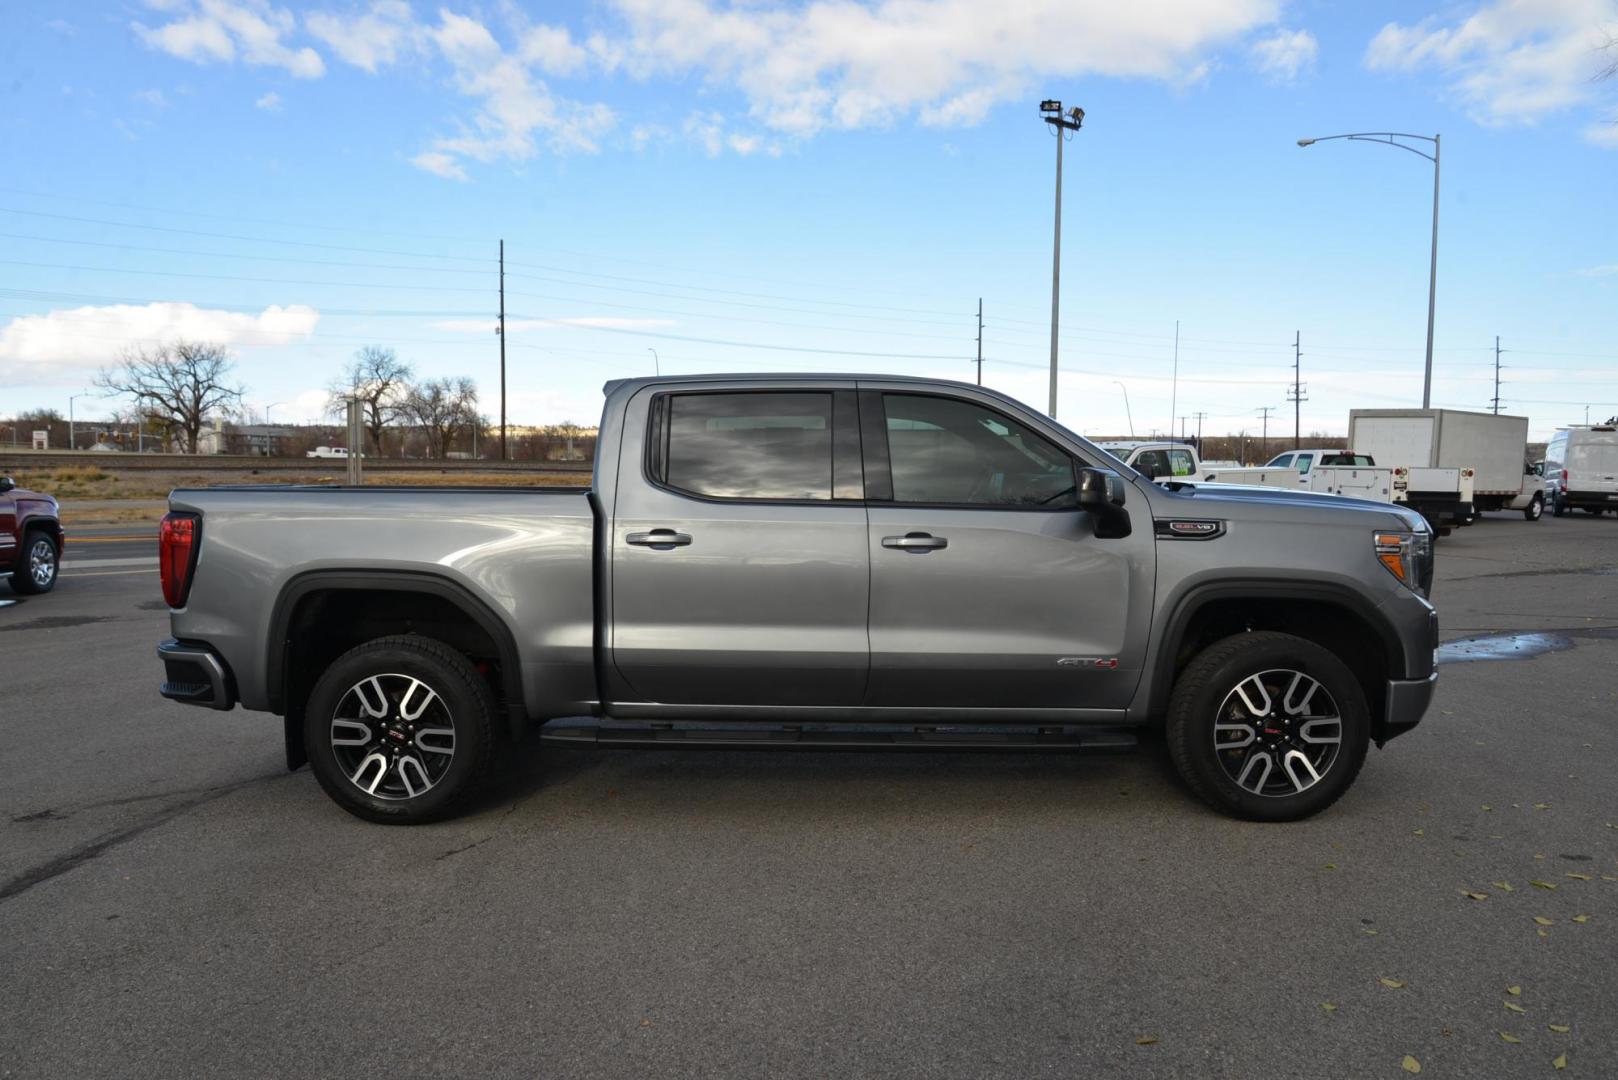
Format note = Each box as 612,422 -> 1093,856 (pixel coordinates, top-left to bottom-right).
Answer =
3,511 -> 1616,1078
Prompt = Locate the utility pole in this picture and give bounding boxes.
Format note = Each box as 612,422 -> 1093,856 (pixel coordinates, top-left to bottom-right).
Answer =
498,239 -> 507,461
1169,319 -> 1180,437
1178,416 -> 1188,440
1287,331 -> 1307,450
1040,100 -> 1084,418
1192,411 -> 1209,450
975,298 -> 984,385
1491,335 -> 1504,414
1256,406 -> 1274,464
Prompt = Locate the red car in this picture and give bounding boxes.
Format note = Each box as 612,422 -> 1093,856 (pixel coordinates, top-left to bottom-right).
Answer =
0,475 -> 63,594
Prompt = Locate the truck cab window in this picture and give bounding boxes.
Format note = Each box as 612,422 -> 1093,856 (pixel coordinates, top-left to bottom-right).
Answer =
1166,449 -> 1195,477
663,392 -> 833,500
1295,453 -> 1314,474
881,394 -> 1076,507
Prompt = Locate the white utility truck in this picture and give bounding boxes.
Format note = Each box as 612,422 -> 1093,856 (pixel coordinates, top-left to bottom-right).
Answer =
1546,424 -> 1618,517
1346,410 -> 1507,530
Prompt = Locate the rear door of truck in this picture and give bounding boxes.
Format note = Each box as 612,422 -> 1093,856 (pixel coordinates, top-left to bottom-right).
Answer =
608,384 -> 871,706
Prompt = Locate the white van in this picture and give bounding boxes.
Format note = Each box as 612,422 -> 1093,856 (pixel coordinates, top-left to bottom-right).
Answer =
305,446 -> 350,460
1546,425 -> 1618,516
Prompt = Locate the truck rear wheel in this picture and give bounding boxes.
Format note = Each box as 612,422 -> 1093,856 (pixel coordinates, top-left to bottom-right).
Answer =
303,635 -> 498,824
1165,632 -> 1370,822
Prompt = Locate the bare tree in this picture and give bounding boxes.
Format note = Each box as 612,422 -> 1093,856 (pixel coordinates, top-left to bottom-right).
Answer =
328,345 -> 413,456
400,376 -> 478,458
96,342 -> 245,453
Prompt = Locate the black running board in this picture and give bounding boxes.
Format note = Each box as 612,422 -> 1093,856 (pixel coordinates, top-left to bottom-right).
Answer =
539,720 -> 1139,753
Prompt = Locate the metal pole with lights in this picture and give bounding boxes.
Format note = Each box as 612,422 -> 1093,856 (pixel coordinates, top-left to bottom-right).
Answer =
1112,380 -> 1135,436
648,348 -> 660,376
1041,100 -> 1084,419
1298,131 -> 1440,408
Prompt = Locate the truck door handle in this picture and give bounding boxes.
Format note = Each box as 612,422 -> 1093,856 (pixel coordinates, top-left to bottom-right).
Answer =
626,529 -> 692,549
882,532 -> 947,552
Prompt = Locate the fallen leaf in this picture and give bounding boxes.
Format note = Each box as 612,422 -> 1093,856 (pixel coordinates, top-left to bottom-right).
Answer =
1507,986 -> 1522,996
1380,978 -> 1406,989
1531,880 -> 1558,890
1136,1036 -> 1158,1046
1505,1001 -> 1527,1014
1572,914 -> 1591,924
1482,805 -> 1493,811
1603,875 -> 1618,882
1553,1052 -> 1567,1070
1500,1031 -> 1522,1044
1324,863 -> 1337,870
1494,881 -> 1515,892
1538,928 -> 1550,938
1402,1055 -> 1422,1074
1362,928 -> 1380,936
1413,828 -> 1425,837
1549,1024 -> 1570,1034
1535,915 -> 1555,926
1534,803 -> 1551,810
1321,1003 -> 1338,1012
1461,889 -> 1488,901
1566,873 -> 1592,881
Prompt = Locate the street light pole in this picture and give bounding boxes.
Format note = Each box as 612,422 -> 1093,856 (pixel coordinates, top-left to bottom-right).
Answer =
648,348 -> 660,376
1040,100 -> 1084,419
1298,131 -> 1441,407
68,392 -> 94,451
1112,380 -> 1135,436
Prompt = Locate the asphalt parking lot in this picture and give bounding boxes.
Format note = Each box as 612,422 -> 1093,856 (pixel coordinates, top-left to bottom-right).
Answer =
3,513 -> 1616,1078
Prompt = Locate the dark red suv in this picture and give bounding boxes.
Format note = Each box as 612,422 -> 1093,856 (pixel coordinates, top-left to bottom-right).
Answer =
0,476 -> 63,594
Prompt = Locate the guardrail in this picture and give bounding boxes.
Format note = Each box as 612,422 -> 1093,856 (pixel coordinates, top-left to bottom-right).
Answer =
0,450 -> 593,474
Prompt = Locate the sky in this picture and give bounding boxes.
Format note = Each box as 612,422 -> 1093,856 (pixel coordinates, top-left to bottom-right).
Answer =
1,0 -> 1615,442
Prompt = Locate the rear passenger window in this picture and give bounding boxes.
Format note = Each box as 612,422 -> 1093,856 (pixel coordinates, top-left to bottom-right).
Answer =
661,393 -> 833,500
1166,449 -> 1196,477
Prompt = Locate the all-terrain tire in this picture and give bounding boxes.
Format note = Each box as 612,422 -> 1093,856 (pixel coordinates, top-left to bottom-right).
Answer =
1165,631 -> 1371,822
304,635 -> 499,824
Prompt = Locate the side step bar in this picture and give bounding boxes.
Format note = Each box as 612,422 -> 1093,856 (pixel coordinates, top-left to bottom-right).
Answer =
539,720 -> 1139,753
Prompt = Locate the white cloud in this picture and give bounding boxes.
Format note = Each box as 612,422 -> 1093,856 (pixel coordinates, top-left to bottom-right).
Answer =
255,90 -> 282,111
135,0 -> 325,79
519,24 -> 589,76
410,149 -> 469,181
306,0 -> 418,72
1249,28 -> 1317,82
431,317 -> 677,332
0,302 -> 321,383
1365,1 -> 1618,133
610,0 -> 1281,137
407,10 -> 615,179
133,87 -> 170,107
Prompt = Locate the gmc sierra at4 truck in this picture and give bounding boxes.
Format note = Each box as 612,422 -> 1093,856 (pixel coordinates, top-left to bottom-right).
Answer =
155,375 -> 1438,824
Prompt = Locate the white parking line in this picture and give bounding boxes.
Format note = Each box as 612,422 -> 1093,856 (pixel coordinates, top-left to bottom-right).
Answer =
62,557 -> 158,570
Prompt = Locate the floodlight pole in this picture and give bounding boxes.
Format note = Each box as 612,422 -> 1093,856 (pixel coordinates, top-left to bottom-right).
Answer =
1298,131 -> 1440,408
1041,100 -> 1084,419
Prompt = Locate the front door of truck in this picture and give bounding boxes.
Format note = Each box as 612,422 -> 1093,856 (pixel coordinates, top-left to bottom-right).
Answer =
859,388 -> 1154,712
609,386 -> 870,706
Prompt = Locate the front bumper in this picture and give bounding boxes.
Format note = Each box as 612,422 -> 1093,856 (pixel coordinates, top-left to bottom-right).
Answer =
1381,672 -> 1436,744
157,638 -> 236,710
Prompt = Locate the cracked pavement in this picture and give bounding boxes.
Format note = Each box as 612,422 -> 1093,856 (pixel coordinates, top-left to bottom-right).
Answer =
2,511 -> 1616,1078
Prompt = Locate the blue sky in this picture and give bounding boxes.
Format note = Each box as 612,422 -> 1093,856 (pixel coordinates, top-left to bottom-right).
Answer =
2,0 -> 1615,441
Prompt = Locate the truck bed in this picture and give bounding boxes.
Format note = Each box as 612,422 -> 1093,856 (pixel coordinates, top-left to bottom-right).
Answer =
167,484 -> 598,718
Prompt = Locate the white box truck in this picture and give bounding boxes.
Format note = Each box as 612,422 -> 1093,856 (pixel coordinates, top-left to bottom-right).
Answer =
1346,409 -> 1527,530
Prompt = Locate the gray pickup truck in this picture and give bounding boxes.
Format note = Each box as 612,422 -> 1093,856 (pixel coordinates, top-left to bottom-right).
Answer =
156,374 -> 1437,824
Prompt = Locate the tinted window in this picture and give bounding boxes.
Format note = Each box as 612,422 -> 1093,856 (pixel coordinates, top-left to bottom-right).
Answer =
1321,453 -> 1373,466
881,394 -> 1076,507
663,393 -> 832,500
1166,449 -> 1196,477
1295,453 -> 1315,474
1269,454 -> 1293,468
1133,450 -> 1169,478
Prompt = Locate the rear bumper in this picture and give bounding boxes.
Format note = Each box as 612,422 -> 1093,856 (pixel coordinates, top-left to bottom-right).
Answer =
1559,491 -> 1618,509
157,638 -> 236,710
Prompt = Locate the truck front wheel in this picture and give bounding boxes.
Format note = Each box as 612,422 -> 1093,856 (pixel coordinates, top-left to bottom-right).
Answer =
1524,494 -> 1543,521
1165,632 -> 1371,822
304,635 -> 498,824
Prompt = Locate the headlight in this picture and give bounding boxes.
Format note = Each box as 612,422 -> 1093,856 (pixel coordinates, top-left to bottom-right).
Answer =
1374,530 -> 1432,596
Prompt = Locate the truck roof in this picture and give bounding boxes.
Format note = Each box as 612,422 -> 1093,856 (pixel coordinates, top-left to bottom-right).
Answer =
602,372 -> 990,397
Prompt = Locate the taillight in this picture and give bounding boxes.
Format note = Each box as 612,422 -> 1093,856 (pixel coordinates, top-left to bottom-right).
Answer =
159,512 -> 200,608
1561,469 -> 1568,483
